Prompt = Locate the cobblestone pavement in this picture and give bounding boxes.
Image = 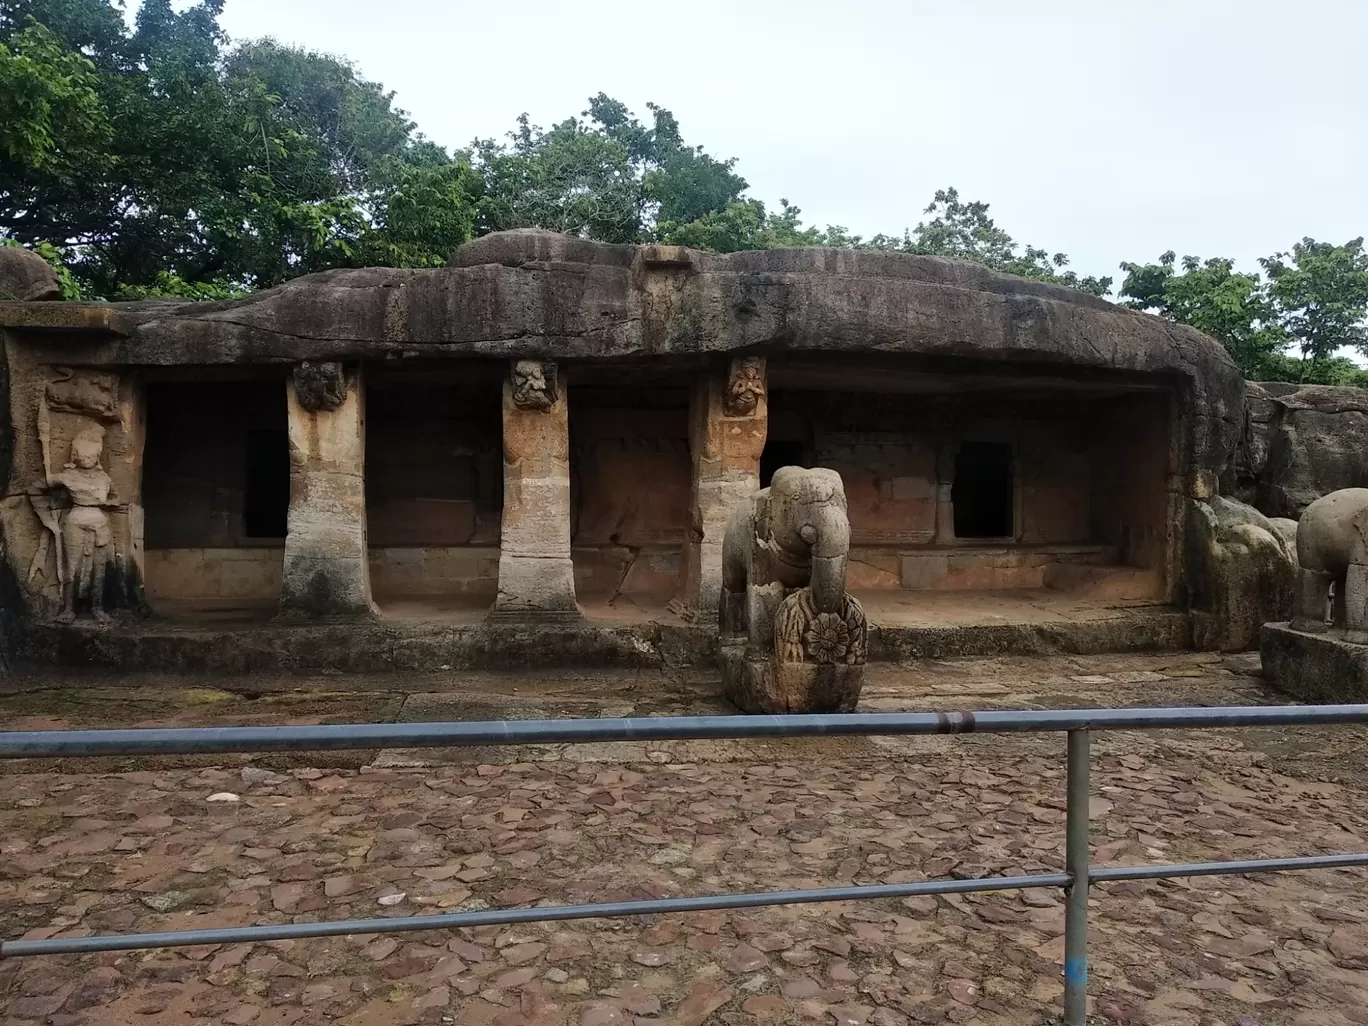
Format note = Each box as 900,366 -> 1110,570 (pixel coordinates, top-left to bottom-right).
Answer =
4,653 -> 1368,1026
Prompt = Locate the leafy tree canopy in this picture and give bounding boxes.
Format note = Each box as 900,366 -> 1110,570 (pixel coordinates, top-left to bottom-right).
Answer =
0,0 -> 478,294
1120,245 -> 1368,386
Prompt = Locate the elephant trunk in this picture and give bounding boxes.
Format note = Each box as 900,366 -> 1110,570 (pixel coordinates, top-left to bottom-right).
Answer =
805,506 -> 851,614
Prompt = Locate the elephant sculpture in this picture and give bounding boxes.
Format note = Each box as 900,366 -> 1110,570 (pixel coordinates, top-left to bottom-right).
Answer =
1292,487 -> 1368,639
718,466 -> 867,713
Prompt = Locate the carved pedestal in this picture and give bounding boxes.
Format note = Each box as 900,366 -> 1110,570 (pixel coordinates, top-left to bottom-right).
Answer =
720,647 -> 865,714
280,362 -> 375,618
1262,622 -> 1368,703
491,361 -> 579,621
672,356 -> 767,623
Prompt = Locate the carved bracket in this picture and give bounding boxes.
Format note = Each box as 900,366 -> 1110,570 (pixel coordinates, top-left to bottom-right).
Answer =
723,355 -> 766,417
294,361 -> 347,413
510,359 -> 558,411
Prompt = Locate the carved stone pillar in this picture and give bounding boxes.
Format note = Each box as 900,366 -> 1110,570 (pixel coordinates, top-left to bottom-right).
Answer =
491,360 -> 578,620
280,361 -> 375,618
672,355 -> 768,622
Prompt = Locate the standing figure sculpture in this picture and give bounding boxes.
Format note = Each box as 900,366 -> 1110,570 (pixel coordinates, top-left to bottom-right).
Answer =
1292,487 -> 1368,641
719,466 -> 867,713
49,426 -> 115,623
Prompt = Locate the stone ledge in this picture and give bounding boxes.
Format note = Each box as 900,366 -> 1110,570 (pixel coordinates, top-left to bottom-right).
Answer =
12,606 -> 1191,674
1261,621 -> 1368,703
870,609 -> 1190,661
0,302 -> 132,336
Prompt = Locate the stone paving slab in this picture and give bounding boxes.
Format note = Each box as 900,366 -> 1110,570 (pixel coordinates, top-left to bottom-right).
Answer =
4,653 -> 1368,1025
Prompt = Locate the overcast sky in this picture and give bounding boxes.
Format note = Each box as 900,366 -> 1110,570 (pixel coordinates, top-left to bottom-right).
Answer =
183,1 -> 1367,288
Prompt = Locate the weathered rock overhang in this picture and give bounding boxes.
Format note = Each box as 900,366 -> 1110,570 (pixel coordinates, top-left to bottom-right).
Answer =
0,230 -> 1246,484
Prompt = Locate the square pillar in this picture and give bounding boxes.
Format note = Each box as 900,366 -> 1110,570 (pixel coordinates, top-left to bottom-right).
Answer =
491,360 -> 578,620
280,361 -> 375,618
934,443 -> 957,545
672,355 -> 768,622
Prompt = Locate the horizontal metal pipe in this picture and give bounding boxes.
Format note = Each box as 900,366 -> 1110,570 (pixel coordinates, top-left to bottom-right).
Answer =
4,704 -> 1368,759
8,853 -> 1368,959
1091,852 -> 1368,882
0,872 -> 1072,957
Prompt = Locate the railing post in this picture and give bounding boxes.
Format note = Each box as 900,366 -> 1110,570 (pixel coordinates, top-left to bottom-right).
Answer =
1063,728 -> 1091,1025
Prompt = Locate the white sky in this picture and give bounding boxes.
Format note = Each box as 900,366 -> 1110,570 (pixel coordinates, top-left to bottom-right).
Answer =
168,1 -> 1367,289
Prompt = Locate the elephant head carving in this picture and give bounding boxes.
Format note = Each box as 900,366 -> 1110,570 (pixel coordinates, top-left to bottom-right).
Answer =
763,466 -> 851,615
719,466 -> 867,713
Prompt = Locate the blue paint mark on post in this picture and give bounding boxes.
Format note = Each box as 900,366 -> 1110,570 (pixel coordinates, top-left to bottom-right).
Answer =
1064,957 -> 1087,986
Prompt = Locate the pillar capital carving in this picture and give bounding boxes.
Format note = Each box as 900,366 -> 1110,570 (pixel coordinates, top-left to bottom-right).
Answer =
293,361 -> 347,413
723,355 -> 766,418
510,359 -> 558,411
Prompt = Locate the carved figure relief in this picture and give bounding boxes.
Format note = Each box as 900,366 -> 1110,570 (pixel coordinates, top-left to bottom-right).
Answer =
293,361 -> 348,413
45,367 -> 120,421
29,426 -> 116,622
723,356 -> 766,417
510,359 -> 558,411
23,367 -> 138,623
718,465 -> 867,713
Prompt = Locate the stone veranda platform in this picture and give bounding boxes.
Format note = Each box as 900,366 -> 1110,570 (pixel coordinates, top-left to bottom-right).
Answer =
1261,621 -> 1368,703
2,652 -> 1365,1026
12,592 -> 1190,675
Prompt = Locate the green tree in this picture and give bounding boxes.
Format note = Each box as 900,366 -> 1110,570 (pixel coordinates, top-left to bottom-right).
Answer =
0,17 -> 110,170
473,95 -> 749,245
474,112 -> 640,243
352,153 -> 480,268
1119,244 -> 1368,385
1119,252 -> 1286,376
902,189 -> 1113,296
0,0 -> 479,294
1261,237 -> 1368,369
659,198 -> 831,252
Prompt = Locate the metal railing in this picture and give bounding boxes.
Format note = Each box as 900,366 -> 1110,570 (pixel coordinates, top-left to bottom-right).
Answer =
4,704 -> 1368,1026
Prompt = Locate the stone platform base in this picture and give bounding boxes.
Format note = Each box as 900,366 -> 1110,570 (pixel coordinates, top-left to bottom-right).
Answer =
720,642 -> 864,713
12,605 -> 1191,675
1261,621 -> 1368,702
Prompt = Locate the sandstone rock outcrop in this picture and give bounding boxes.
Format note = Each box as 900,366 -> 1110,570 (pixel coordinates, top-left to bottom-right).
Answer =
1187,496 -> 1298,652
73,232 -> 1245,487
0,246 -> 62,302
1233,382 -> 1368,519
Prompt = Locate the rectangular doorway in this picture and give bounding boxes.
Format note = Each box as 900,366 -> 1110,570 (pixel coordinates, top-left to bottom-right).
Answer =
953,441 -> 1014,539
142,380 -> 287,617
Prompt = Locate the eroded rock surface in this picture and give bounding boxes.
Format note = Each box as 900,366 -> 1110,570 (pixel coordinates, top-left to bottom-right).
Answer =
1235,382 -> 1368,519
0,246 -> 61,302
1188,496 -> 1297,652
66,232 -> 1246,483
